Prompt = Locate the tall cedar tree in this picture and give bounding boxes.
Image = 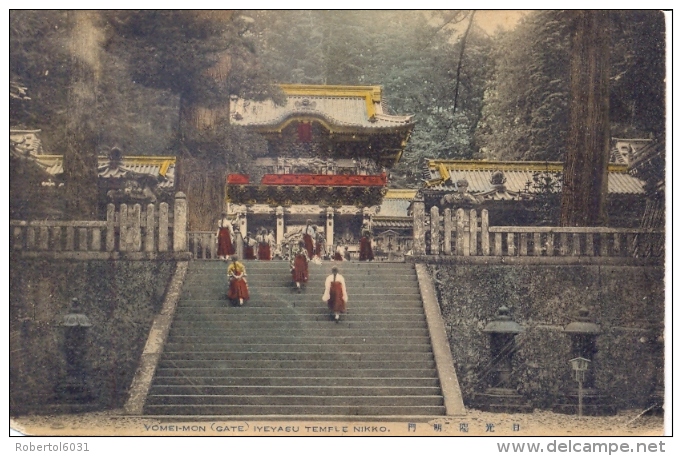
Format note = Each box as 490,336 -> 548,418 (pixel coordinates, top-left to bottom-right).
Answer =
560,11 -> 610,226
106,11 -> 278,229
63,11 -> 101,219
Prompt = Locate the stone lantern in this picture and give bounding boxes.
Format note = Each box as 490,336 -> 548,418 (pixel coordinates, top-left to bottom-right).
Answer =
554,307 -> 616,415
564,307 -> 600,388
56,298 -> 94,403
473,306 -> 532,412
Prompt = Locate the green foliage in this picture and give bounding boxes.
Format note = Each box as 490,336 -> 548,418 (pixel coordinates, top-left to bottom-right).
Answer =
252,11 -> 493,186
609,11 -> 666,137
476,10 -> 666,162
10,11 -> 180,156
10,11 -> 71,140
475,11 -> 572,161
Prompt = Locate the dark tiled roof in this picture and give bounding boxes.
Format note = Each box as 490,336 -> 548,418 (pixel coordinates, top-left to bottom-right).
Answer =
230,85 -> 413,131
37,156 -> 176,189
424,160 -> 645,196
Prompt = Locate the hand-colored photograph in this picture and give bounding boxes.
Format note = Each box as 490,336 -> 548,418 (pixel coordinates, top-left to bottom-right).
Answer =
9,10 -> 668,440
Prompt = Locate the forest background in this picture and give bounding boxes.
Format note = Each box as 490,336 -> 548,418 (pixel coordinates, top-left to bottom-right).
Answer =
9,10 -> 666,223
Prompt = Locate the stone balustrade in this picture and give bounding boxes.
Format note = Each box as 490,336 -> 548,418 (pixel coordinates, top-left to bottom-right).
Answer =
412,202 -> 663,259
10,193 -> 189,259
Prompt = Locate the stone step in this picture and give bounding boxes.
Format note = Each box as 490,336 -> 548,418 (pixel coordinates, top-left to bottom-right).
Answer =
185,276 -> 417,284
176,297 -> 424,306
163,343 -> 434,353
188,261 -> 414,269
154,367 -> 438,378
157,360 -> 436,370
167,328 -> 430,338
173,313 -> 426,320
148,385 -> 441,396
143,257 -> 445,417
182,283 -> 419,291
176,303 -> 422,311
186,271 -> 416,278
143,404 -> 445,416
180,289 -> 422,297
163,335 -> 432,345
169,321 -> 428,331
145,394 -> 444,407
160,351 -> 434,362
185,272 -> 418,280
174,308 -> 426,317
151,376 -> 440,388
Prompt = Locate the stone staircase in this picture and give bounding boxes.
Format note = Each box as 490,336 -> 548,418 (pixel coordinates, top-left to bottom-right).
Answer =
143,260 -> 446,417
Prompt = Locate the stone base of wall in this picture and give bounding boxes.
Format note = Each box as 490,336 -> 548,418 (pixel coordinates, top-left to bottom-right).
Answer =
428,263 -> 665,412
10,259 -> 176,416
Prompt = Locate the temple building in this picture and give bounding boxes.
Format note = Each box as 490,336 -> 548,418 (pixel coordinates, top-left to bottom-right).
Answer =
225,84 -> 414,257
421,159 -> 647,227
10,129 -> 177,218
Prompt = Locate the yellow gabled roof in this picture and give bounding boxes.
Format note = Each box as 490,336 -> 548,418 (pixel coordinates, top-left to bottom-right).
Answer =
427,159 -> 629,174
384,189 -> 417,200
279,84 -> 382,118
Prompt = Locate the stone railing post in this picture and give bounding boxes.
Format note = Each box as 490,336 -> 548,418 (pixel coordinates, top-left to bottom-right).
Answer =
130,204 -> 142,251
158,202 -> 169,252
106,204 -> 116,252
119,204 -> 128,252
469,209 -> 478,256
430,205 -> 440,255
412,194 -> 426,255
481,209 -> 490,256
443,208 -> 452,255
145,203 -> 155,252
455,208 -> 465,255
173,192 -> 187,252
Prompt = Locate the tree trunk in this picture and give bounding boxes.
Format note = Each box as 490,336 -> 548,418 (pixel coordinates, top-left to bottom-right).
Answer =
176,50 -> 232,230
560,11 -> 610,227
63,11 -> 100,219
176,153 -> 226,231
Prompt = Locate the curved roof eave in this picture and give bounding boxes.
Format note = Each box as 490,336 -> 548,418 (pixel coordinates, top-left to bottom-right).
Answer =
245,113 -> 415,135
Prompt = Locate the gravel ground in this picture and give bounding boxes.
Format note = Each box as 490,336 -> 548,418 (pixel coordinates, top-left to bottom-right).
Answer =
10,408 -> 665,437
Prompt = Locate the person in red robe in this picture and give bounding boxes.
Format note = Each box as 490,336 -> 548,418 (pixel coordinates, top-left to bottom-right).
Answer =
290,241 -> 309,292
303,220 -> 316,258
216,213 -> 234,259
359,230 -> 374,261
227,256 -> 249,306
323,266 -> 348,323
257,228 -> 271,260
244,232 -> 257,260
333,245 -> 344,262
315,231 -> 325,258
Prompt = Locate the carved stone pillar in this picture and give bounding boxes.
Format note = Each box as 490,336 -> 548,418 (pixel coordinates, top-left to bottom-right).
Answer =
430,205 -> 440,255
173,192 -> 187,252
276,206 -> 284,250
412,194 -> 426,255
326,207 -> 335,250
362,207 -> 373,233
238,209 -> 247,238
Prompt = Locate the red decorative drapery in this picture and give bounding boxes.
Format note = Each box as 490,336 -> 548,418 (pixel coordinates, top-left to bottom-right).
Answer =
226,174 -> 250,184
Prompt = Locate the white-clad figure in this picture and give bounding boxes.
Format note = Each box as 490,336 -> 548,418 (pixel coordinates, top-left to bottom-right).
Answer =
322,266 -> 348,323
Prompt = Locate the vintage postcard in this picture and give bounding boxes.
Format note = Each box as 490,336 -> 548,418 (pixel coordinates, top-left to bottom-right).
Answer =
9,9 -> 669,445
